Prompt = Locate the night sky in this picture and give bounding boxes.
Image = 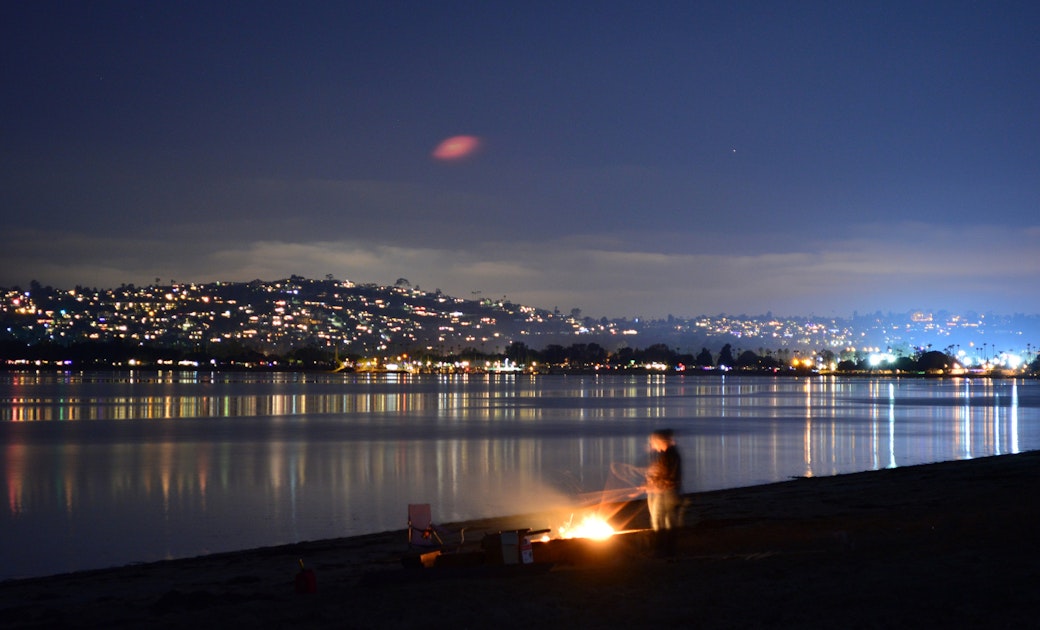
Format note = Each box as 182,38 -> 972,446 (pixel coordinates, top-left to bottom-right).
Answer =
3,1 -> 1038,319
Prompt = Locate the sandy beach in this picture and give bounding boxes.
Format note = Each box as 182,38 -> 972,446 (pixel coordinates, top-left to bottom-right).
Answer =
3,451 -> 1039,629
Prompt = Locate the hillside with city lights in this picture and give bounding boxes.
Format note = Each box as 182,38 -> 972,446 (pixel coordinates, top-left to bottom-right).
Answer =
2,276 -> 1038,375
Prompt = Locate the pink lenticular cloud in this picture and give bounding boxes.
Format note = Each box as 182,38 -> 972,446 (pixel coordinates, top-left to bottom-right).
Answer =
432,135 -> 481,160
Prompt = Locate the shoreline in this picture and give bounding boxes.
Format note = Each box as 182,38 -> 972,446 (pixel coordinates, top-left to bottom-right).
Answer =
3,367 -> 1035,378
4,451 -> 1040,627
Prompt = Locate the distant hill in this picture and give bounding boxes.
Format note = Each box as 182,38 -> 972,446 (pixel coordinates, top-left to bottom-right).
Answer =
2,276 -> 1038,367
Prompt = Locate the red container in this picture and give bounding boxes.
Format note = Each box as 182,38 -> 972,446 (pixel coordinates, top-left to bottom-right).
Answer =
295,568 -> 317,593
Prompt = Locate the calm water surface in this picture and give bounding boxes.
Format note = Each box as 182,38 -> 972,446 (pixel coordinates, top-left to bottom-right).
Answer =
1,371 -> 1036,581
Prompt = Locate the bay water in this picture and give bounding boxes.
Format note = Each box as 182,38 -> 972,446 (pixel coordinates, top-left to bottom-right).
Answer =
1,371 -> 1036,581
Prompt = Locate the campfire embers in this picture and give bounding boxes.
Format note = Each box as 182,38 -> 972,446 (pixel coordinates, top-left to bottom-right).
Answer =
557,514 -> 616,541
480,517 -> 642,567
536,509 -> 651,564
407,524 -> 649,571
532,527 -> 649,566
405,504 -> 649,571
484,528 -> 614,566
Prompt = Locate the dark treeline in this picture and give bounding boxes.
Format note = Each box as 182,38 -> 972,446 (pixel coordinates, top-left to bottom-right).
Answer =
0,339 -> 326,370
3,339 -> 1039,375
501,342 -> 1033,374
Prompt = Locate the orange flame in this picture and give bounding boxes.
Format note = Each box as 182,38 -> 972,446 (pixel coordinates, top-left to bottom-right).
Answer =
558,514 -> 615,540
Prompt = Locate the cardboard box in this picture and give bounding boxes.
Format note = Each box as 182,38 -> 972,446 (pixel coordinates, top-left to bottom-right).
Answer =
482,530 -> 525,564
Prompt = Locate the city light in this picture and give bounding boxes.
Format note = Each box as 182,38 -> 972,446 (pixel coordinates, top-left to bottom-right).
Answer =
2,281 -> 1038,374
868,353 -> 896,367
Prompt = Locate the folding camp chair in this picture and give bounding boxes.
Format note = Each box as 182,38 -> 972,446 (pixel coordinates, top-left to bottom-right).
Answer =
408,503 -> 465,550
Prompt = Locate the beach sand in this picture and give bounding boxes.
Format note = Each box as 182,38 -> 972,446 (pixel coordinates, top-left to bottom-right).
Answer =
3,451 -> 1039,629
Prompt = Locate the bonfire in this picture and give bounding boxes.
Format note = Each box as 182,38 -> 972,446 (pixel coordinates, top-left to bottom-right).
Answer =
556,513 -> 615,541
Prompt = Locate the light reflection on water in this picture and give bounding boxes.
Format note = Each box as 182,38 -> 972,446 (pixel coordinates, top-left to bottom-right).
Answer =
0,371 -> 1037,581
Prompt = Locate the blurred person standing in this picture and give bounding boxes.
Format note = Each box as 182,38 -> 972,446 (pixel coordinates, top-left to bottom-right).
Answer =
646,428 -> 683,556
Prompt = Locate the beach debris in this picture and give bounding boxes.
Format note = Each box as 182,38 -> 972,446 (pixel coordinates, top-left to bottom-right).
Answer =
295,558 -> 317,594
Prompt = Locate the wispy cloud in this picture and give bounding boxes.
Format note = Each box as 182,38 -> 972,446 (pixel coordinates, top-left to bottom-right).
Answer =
3,222 -> 1034,318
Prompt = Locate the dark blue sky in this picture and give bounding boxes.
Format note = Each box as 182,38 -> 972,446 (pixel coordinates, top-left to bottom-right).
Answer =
3,1 -> 1038,318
